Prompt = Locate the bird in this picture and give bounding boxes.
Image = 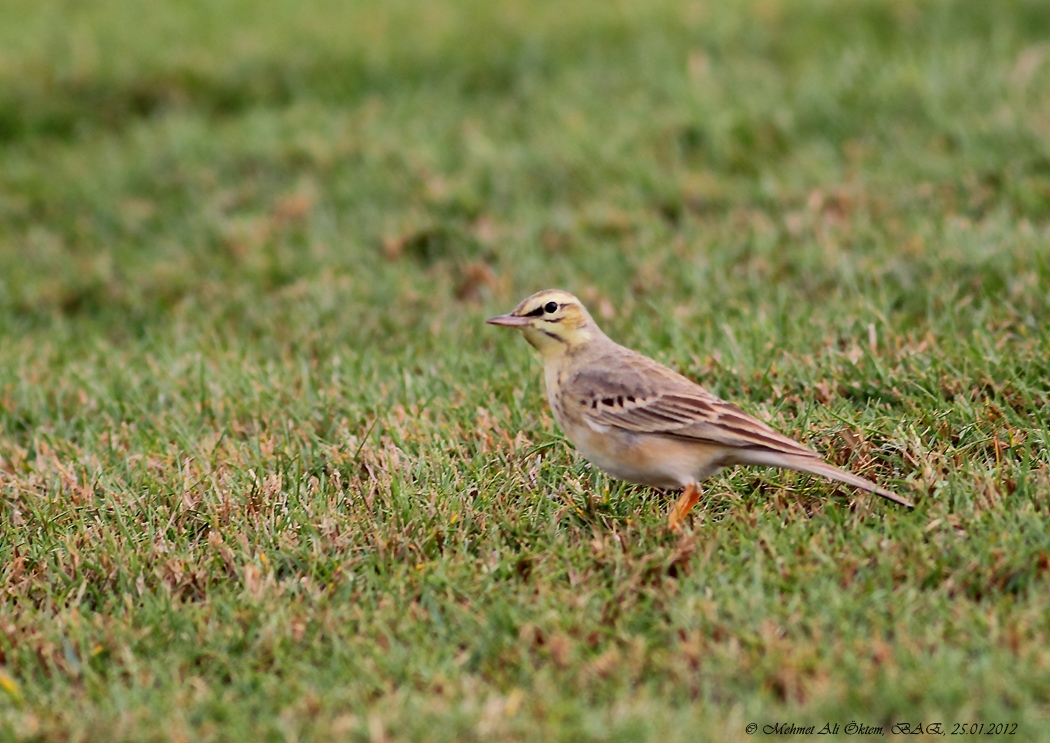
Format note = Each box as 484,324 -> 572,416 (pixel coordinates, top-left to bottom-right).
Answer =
486,289 -> 914,530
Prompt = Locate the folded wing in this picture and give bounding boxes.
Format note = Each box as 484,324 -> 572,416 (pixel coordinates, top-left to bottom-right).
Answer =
564,350 -> 817,458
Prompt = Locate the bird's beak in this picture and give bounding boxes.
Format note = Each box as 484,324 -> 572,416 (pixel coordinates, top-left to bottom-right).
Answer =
486,313 -> 530,327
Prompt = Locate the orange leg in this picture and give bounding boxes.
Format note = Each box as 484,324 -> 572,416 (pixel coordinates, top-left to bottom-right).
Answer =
667,482 -> 701,532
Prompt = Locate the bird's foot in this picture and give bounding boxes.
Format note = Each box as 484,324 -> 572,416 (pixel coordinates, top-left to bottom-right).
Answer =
667,483 -> 700,532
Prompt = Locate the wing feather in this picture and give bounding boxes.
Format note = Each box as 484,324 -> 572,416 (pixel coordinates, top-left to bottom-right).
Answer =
564,349 -> 817,458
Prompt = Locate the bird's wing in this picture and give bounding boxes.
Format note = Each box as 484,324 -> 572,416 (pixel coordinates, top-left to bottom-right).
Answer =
563,351 -> 817,458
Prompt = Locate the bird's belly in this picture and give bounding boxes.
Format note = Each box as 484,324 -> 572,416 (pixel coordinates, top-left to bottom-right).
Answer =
562,420 -> 724,489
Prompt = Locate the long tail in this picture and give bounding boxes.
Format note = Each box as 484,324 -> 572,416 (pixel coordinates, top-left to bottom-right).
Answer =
737,452 -> 914,508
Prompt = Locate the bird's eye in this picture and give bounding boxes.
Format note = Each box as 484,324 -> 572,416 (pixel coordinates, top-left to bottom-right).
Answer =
544,301 -> 558,314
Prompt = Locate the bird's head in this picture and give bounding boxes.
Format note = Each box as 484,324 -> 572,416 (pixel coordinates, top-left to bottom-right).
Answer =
486,289 -> 601,357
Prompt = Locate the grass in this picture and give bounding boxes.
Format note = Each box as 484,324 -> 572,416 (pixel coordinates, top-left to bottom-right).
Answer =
1,0 -> 1049,739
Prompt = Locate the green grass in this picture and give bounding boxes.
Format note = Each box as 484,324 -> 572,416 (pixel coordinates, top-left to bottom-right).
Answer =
2,0 -> 1050,739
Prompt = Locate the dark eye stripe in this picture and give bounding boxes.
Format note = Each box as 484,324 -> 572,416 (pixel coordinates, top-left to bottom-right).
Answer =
524,306 -> 545,317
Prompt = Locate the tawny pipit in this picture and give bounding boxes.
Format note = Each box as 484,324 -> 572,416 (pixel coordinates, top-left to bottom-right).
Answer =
487,290 -> 914,530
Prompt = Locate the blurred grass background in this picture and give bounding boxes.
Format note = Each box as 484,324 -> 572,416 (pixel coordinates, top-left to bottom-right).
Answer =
1,0 -> 1049,740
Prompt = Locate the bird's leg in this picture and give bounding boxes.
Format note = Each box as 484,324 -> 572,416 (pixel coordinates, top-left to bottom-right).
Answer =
667,482 -> 701,532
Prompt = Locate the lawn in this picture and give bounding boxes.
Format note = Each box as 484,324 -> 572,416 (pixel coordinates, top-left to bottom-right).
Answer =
1,0 -> 1049,740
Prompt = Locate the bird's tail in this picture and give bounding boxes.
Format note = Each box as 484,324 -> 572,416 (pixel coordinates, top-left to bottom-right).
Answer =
736,451 -> 914,508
